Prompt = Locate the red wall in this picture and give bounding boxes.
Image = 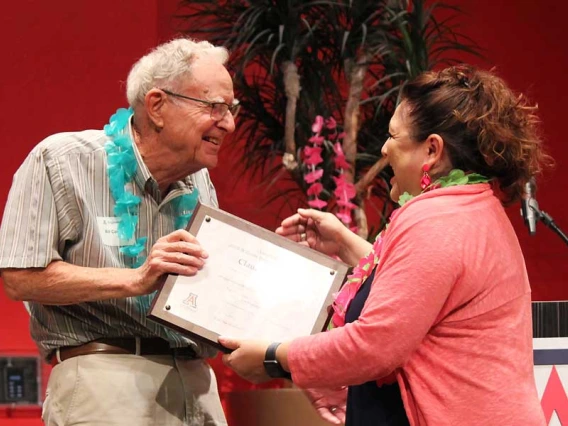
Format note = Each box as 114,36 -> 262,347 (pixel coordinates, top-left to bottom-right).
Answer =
0,1 -> 159,424
0,1 -> 566,424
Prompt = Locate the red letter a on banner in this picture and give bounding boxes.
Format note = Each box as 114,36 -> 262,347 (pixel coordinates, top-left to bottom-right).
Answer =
541,366 -> 568,424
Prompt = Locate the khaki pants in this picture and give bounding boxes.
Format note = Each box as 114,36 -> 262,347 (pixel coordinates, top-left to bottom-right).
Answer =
42,353 -> 227,426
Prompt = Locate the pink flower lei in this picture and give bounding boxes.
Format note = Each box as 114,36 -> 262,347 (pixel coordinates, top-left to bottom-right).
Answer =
330,234 -> 383,328
330,204 -> 407,328
303,115 -> 357,229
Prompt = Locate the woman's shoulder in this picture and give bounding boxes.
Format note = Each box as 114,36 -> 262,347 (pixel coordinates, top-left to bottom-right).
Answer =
390,184 -> 500,233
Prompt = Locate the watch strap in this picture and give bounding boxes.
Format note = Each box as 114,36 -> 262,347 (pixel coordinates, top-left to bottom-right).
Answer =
263,342 -> 292,380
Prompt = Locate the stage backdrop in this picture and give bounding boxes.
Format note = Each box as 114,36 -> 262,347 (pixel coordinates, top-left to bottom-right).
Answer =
0,1 -> 566,425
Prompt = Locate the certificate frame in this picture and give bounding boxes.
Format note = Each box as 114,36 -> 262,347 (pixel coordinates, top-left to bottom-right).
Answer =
147,202 -> 349,352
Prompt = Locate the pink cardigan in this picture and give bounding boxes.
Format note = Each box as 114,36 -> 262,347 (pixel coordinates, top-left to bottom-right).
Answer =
288,184 -> 545,425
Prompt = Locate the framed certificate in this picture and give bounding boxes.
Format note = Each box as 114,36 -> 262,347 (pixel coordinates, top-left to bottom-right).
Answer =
148,202 -> 349,352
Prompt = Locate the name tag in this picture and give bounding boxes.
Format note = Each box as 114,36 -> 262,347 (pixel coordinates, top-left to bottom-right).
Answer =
97,217 -> 135,247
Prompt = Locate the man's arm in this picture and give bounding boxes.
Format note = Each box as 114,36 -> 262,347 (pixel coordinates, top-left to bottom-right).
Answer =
1,229 -> 208,305
2,261 -> 143,305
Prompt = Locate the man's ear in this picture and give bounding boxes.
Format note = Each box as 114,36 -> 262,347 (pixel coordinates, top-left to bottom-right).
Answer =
144,88 -> 166,130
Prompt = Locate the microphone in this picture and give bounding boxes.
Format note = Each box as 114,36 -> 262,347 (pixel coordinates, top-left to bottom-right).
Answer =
521,177 -> 538,236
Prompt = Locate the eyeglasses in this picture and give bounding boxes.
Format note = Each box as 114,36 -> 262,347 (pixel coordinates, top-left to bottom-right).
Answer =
160,88 -> 240,121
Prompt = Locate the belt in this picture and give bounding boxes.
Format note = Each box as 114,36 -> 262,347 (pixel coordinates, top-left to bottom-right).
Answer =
50,337 -> 198,366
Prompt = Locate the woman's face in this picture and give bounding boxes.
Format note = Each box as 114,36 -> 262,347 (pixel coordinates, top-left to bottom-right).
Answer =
381,102 -> 428,202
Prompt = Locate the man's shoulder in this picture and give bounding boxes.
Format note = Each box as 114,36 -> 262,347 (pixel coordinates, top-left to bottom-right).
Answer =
31,129 -> 107,162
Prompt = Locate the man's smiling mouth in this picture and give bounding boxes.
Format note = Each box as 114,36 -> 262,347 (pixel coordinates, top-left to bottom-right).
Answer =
203,136 -> 220,145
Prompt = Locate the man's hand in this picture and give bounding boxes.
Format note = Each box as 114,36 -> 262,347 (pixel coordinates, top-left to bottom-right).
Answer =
304,386 -> 347,425
218,337 -> 273,384
133,229 -> 208,295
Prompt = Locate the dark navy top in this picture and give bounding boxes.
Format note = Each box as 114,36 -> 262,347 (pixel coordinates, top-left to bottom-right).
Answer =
344,268 -> 410,426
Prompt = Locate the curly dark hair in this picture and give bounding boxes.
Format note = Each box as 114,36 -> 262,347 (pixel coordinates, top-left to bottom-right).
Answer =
400,65 -> 552,204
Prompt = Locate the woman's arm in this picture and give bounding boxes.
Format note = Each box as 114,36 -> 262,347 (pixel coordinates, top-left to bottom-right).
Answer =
276,208 -> 372,266
221,209 -> 462,388
286,214 -> 461,388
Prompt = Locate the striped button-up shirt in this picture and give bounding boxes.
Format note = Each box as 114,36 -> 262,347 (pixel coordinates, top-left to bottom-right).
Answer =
0,121 -> 219,360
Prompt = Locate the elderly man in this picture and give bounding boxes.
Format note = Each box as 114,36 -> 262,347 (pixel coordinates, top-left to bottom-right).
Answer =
0,38 -> 238,426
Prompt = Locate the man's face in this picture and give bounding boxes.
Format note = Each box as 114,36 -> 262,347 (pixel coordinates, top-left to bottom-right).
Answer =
160,57 -> 236,173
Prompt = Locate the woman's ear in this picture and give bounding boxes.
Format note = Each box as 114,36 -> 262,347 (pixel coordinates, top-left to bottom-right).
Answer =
426,133 -> 453,174
144,88 -> 166,130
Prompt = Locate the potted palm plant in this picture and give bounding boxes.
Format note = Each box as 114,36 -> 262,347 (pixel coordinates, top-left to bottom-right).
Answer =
177,0 -> 479,239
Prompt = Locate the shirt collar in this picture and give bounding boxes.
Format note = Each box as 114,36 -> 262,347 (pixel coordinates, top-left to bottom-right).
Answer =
127,116 -> 195,200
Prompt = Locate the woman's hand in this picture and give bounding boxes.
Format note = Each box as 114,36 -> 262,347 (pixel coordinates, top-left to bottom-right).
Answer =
219,337 -> 273,384
276,208 -> 346,257
304,386 -> 347,425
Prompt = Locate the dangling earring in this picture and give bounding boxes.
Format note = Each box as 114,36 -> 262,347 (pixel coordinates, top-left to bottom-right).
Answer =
420,164 -> 431,189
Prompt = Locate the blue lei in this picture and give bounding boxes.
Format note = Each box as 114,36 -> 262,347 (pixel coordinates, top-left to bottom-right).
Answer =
104,108 -> 199,268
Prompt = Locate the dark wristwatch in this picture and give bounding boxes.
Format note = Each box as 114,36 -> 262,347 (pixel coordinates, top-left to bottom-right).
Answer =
263,342 -> 292,380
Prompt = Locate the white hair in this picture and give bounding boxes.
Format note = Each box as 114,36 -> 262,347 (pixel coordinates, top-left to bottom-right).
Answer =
126,37 -> 229,107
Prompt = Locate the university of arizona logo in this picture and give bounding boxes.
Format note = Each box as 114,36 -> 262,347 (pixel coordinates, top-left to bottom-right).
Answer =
183,293 -> 198,310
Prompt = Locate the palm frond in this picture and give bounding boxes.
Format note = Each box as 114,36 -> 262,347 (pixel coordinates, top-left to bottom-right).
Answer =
176,0 -> 480,239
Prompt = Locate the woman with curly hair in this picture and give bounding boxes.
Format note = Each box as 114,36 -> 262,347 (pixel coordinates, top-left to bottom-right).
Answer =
219,65 -> 549,426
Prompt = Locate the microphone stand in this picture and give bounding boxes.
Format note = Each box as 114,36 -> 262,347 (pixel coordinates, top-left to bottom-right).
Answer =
528,199 -> 568,246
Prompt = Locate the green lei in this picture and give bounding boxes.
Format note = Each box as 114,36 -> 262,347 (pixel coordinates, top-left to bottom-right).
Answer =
398,169 -> 491,207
